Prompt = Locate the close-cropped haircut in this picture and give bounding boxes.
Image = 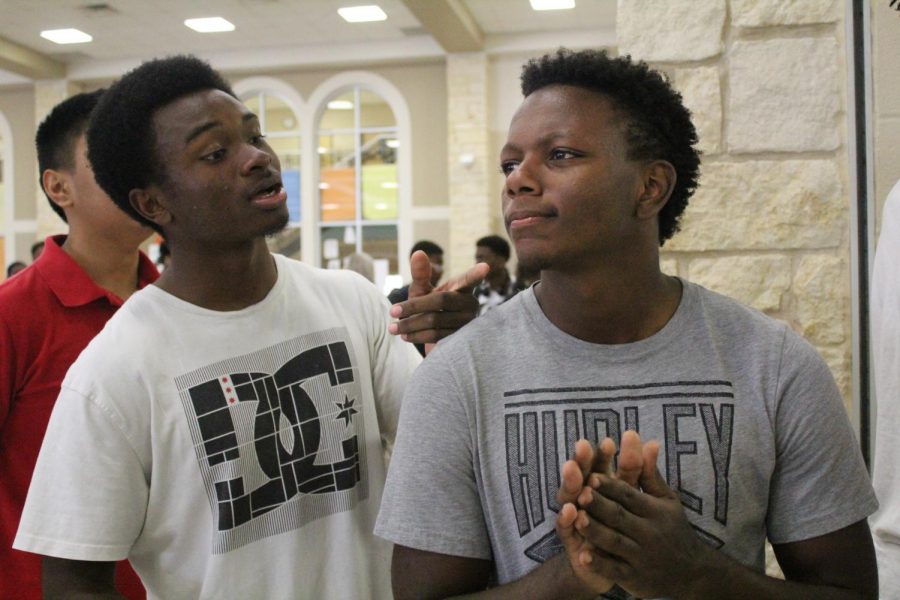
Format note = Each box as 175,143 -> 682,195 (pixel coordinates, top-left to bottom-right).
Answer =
35,89 -> 105,223
476,235 -> 511,261
87,55 -> 237,232
410,240 -> 443,257
521,48 -> 701,245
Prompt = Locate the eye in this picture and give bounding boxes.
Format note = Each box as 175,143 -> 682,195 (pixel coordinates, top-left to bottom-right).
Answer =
549,148 -> 578,161
250,133 -> 267,146
202,148 -> 226,163
500,160 -> 519,176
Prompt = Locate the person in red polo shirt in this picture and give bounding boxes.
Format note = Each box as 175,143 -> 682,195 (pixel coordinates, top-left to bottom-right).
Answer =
0,90 -> 157,600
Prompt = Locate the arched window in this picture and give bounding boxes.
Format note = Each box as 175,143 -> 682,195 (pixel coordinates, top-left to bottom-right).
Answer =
317,86 -> 400,288
235,81 -> 304,260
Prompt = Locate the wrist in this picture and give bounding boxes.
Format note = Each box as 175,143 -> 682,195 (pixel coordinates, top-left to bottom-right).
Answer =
551,554 -> 604,600
672,542 -> 724,600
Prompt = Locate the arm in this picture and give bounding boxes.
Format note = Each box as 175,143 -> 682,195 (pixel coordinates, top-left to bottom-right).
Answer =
388,250 -> 488,348
43,557 -> 121,599
572,466 -> 877,600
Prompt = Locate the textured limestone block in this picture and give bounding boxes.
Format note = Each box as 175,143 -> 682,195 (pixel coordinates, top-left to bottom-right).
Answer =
660,257 -> 679,276
666,160 -> 845,252
732,0 -> 840,27
818,345 -> 852,410
793,254 -> 848,346
617,0 -> 725,61
675,66 -> 722,155
688,255 -> 790,312
728,38 -> 841,152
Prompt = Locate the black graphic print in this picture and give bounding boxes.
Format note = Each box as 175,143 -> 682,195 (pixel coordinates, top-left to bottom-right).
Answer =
502,379 -> 735,582
176,329 -> 368,553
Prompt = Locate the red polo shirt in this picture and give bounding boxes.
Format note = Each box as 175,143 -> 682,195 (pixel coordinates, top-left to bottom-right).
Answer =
0,235 -> 158,600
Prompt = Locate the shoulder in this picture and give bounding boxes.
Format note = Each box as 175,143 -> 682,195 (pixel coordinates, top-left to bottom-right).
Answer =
686,280 -> 791,342
0,266 -> 50,328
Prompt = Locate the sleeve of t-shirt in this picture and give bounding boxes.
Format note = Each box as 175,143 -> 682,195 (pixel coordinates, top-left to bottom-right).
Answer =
374,349 -> 491,560
362,280 -> 422,447
765,329 -> 879,544
13,384 -> 149,561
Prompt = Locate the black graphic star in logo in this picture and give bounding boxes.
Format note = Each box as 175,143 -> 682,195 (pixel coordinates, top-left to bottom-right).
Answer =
335,395 -> 358,427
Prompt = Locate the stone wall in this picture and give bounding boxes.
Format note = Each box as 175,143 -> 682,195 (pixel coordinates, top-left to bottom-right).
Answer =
618,0 -> 853,406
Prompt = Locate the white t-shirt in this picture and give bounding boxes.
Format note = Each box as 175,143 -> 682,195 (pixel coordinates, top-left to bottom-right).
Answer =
15,254 -> 421,600
872,179 -> 900,598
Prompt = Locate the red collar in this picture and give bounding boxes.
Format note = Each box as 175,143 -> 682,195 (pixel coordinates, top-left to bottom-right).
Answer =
33,234 -> 159,307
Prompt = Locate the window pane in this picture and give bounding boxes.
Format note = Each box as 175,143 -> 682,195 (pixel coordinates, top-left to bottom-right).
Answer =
268,135 -> 301,222
321,92 -> 355,129
361,133 -> 397,220
263,96 -> 298,133
362,224 -> 398,275
320,225 -> 357,269
360,90 -> 395,128
243,93 -> 261,115
319,134 -> 356,222
266,226 -> 301,260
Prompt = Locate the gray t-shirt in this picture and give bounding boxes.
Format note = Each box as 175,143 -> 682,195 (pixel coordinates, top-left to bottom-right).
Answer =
375,280 -> 877,594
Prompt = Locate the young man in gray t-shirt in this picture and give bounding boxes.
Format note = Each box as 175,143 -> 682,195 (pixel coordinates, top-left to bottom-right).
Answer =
375,49 -> 878,599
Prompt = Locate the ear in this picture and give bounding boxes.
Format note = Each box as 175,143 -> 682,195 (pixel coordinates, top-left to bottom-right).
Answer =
41,169 -> 73,212
129,187 -> 173,229
635,160 -> 677,220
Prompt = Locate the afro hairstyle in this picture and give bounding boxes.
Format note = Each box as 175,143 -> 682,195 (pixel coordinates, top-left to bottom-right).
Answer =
35,89 -> 105,223
476,235 -> 511,261
520,48 -> 701,245
87,55 -> 237,233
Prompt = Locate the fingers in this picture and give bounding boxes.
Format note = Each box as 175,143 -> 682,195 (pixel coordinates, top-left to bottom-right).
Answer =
574,507 -> 641,560
388,310 -> 475,342
407,251 -> 435,298
435,262 -> 490,294
638,441 -> 669,498
592,437 -> 616,476
572,439 -> 594,482
558,460 -> 585,505
616,430 -> 642,489
390,289 -> 480,321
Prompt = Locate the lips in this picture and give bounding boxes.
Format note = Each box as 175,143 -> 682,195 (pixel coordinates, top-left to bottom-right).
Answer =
505,208 -> 555,230
249,178 -> 287,209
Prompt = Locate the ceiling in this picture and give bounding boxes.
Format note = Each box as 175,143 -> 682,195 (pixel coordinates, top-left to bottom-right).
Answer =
0,0 -> 617,86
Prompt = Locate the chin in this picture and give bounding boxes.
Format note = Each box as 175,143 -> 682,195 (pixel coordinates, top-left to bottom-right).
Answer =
262,213 -> 290,237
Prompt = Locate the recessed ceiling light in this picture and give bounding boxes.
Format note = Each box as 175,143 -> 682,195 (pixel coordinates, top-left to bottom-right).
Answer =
338,5 -> 387,23
40,28 -> 92,44
184,17 -> 235,33
327,100 -> 354,110
529,0 -> 575,10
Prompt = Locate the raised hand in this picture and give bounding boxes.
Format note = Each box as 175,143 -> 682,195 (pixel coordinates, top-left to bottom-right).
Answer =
387,250 -> 489,348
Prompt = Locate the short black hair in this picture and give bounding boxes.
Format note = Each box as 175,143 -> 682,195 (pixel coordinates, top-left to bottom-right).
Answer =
30,240 -> 45,259
476,235 -> 511,260
87,55 -> 237,233
6,261 -> 27,278
35,89 -> 105,223
521,48 -> 701,245
410,240 -> 443,258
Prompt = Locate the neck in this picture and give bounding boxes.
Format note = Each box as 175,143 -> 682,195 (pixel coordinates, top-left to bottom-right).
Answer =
61,231 -> 144,301
155,237 -> 277,311
488,268 -> 509,289
534,256 -> 682,345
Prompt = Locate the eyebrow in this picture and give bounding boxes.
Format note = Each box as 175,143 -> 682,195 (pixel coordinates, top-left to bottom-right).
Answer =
184,113 -> 260,145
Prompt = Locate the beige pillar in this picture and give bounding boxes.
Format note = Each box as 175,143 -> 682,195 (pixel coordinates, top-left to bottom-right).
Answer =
446,52 -> 492,275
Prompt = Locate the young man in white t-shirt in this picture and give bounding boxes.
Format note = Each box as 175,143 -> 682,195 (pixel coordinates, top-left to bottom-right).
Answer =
14,55 -> 483,599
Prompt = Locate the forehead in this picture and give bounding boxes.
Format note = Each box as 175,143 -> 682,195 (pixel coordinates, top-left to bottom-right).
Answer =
151,89 -> 250,143
507,84 -> 624,143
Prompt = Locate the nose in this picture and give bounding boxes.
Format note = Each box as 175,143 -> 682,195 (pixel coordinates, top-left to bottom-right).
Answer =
240,144 -> 273,176
505,156 -> 541,197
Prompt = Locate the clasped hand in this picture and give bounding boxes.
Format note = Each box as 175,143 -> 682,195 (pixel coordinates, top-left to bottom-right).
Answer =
556,432 -> 711,599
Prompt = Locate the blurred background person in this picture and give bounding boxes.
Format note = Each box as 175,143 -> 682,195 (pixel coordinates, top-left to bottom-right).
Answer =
343,251 -> 375,283
474,234 -> 517,315
388,240 -> 444,304
5,262 -> 26,279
